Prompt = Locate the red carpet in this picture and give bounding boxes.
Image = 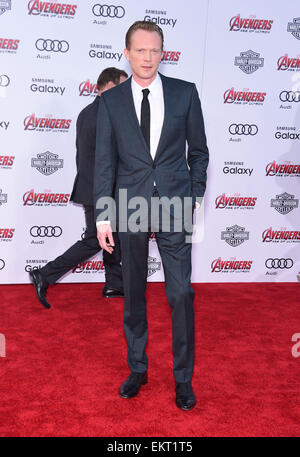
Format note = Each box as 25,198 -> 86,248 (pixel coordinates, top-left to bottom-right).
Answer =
0,282 -> 300,437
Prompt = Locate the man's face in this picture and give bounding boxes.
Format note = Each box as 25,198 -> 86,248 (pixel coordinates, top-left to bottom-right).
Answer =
124,29 -> 162,83
99,75 -> 127,95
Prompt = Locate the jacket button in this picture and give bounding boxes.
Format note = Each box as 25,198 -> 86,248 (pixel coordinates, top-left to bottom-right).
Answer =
152,164 -> 156,169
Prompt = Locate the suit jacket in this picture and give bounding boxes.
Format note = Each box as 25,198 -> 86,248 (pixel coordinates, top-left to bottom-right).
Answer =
94,73 -> 209,224
71,96 -> 100,206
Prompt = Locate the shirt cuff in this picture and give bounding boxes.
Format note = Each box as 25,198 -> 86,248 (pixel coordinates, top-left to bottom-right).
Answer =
96,221 -> 111,227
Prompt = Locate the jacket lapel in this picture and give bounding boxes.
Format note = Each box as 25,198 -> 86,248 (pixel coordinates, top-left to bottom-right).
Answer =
153,73 -> 171,162
121,77 -> 153,164
120,74 -> 172,164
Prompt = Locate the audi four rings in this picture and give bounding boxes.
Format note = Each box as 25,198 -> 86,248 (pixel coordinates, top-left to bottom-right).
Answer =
229,124 -> 258,135
0,74 -> 10,87
0,259 -> 5,270
30,226 -> 63,237
35,39 -> 69,53
279,91 -> 300,102
92,4 -> 125,18
265,258 -> 293,269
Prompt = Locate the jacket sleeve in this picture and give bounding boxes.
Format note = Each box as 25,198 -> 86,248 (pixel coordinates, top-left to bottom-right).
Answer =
93,94 -> 118,223
75,114 -> 80,171
186,84 -> 209,200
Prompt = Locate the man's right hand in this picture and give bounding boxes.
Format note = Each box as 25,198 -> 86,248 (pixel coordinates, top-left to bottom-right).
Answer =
97,223 -> 115,254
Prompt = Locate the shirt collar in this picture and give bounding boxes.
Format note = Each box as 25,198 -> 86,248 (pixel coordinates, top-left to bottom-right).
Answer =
131,73 -> 161,98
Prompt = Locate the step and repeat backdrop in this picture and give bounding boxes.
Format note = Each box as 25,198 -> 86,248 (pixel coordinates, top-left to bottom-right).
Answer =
0,0 -> 299,284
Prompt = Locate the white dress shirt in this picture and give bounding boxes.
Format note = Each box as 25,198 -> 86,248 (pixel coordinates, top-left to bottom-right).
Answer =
131,73 -> 164,160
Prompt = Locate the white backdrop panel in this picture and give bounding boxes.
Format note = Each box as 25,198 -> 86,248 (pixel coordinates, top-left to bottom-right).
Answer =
0,0 -> 299,284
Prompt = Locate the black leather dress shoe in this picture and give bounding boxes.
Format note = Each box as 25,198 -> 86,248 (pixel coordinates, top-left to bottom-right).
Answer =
29,270 -> 51,309
175,382 -> 196,410
102,286 -> 124,298
120,371 -> 147,398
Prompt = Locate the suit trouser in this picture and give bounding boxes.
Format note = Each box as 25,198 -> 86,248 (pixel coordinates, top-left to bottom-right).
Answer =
40,205 -> 123,290
118,201 -> 195,383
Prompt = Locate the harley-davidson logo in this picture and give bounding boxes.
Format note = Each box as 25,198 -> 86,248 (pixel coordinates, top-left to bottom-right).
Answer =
270,192 -> 299,214
287,17 -> 300,40
0,189 -> 8,205
31,151 -> 64,175
0,0 -> 11,16
234,49 -> 264,74
147,256 -> 161,277
221,224 -> 249,247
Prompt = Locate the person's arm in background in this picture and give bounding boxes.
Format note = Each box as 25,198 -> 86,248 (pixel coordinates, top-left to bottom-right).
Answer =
75,115 -> 80,171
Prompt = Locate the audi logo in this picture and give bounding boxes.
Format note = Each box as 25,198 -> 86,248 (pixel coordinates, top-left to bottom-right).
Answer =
279,91 -> 300,103
92,4 -> 125,18
0,259 -> 5,270
0,74 -> 10,87
35,39 -> 69,53
30,226 -> 62,237
265,258 -> 293,269
229,124 -> 258,136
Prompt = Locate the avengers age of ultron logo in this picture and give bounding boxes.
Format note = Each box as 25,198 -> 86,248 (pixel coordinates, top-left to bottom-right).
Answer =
161,51 -> 181,65
215,194 -> 257,210
79,79 -> 97,96
0,228 -> 14,242
277,54 -> 300,71
28,1 -> 77,17
266,161 -> 300,177
72,259 -> 105,273
0,155 -> 14,169
0,38 -> 20,54
24,114 -> 71,132
224,87 -> 266,105
211,258 -> 253,273
229,14 -> 273,33
23,189 -> 70,206
262,228 -> 300,243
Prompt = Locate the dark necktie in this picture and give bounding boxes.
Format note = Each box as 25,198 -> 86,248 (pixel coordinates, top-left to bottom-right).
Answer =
141,88 -> 150,149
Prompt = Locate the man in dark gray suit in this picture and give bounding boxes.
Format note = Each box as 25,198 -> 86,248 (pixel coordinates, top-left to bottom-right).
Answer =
30,67 -> 127,309
94,22 -> 209,410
